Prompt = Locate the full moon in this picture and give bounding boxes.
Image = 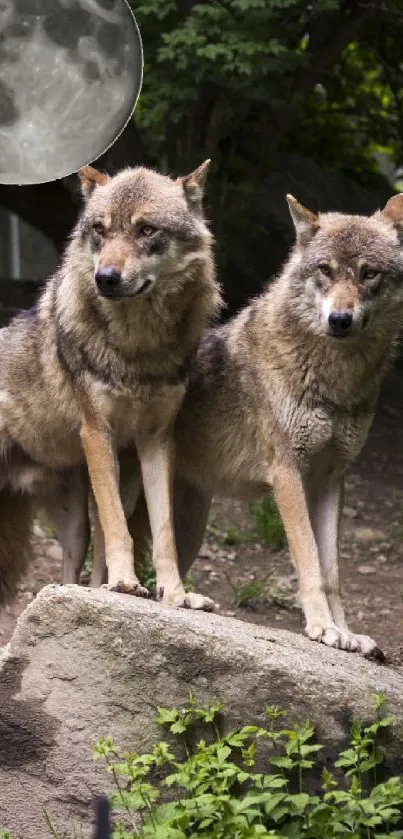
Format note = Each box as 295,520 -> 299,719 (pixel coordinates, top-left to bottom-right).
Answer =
0,0 -> 143,184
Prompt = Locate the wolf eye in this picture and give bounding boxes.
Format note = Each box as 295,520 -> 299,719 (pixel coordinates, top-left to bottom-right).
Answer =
138,224 -> 157,237
92,221 -> 104,236
318,263 -> 332,277
362,267 -> 380,281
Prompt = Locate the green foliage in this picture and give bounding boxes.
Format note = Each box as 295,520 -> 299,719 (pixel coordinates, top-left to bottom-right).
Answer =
137,543 -> 157,592
128,0 -> 403,307
2,694 -> 402,838
249,496 -> 286,550
294,39 -> 402,188
130,0 -> 403,186
84,538 -> 94,576
93,693 -> 403,839
226,572 -> 270,608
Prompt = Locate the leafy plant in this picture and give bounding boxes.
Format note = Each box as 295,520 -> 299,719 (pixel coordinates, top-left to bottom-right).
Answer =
2,694 -> 401,838
249,496 -> 286,550
92,692 -> 403,839
226,572 -> 270,608
137,543 -> 157,592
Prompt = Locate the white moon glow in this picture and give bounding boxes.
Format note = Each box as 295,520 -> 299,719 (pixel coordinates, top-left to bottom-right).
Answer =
0,0 -> 143,184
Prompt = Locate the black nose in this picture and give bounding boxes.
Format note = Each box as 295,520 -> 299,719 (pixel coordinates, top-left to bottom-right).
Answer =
95,266 -> 121,297
328,310 -> 353,336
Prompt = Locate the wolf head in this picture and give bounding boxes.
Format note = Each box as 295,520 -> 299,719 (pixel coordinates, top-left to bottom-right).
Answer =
75,162 -> 212,300
286,194 -> 403,340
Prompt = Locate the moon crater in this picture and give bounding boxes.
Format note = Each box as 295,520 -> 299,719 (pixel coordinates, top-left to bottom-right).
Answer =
0,0 -> 143,184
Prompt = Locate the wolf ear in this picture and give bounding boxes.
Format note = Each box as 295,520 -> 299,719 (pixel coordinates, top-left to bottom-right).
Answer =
77,165 -> 109,199
178,159 -> 211,212
286,195 -> 319,246
379,194 -> 403,240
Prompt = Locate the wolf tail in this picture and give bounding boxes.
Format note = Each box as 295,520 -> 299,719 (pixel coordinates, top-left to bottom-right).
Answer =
0,488 -> 33,604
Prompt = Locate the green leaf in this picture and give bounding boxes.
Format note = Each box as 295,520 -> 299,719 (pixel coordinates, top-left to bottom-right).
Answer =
270,756 -> 294,769
170,721 -> 187,734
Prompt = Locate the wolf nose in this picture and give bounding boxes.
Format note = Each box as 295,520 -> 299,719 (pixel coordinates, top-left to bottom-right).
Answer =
95,266 -> 121,296
328,311 -> 353,337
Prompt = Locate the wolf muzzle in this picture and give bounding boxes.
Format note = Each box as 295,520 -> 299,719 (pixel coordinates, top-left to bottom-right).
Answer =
95,266 -> 122,297
327,310 -> 353,338
95,265 -> 153,299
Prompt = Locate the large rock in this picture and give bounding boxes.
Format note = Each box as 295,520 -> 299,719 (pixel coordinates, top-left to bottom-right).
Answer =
1,585 -> 403,838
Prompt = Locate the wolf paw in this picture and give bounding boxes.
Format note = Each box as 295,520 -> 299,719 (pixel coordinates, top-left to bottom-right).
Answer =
344,632 -> 385,661
102,580 -> 149,598
307,623 -> 385,660
157,585 -> 215,611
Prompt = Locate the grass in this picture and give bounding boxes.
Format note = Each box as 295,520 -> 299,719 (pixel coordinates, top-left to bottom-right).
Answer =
226,572 -> 299,611
225,572 -> 271,608
249,495 -> 286,550
208,496 -> 286,552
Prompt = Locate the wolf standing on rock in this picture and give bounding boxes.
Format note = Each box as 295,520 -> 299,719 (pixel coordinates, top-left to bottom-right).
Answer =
124,193 -> 403,660
0,162 -> 221,609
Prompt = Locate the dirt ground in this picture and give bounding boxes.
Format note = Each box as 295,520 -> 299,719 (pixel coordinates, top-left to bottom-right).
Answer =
1,369 -> 403,670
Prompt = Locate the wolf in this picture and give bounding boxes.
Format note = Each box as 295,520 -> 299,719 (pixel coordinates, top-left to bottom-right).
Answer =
96,191 -> 403,661
0,161 -> 221,610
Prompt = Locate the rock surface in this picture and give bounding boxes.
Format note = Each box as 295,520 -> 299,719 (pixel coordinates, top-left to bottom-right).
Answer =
1,584 -> 403,838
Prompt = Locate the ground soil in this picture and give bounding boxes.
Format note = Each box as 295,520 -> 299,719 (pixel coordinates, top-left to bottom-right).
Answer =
1,369 -> 403,671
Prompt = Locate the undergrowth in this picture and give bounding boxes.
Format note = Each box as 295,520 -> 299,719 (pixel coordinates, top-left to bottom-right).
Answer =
249,496 -> 286,550
2,694 -> 402,838
92,692 -> 403,839
225,572 -> 272,607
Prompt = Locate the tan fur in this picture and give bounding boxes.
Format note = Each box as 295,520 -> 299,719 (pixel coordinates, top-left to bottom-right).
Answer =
122,193 -> 403,659
0,162 -> 221,608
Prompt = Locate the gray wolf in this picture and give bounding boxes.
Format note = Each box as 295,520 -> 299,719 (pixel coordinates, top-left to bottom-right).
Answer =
114,192 -> 403,660
0,161 -> 221,609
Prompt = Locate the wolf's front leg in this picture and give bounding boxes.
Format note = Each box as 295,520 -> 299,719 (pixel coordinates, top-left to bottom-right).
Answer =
89,457 -> 143,588
273,462 -> 372,656
80,417 -> 147,596
307,477 -> 384,660
136,430 -> 214,611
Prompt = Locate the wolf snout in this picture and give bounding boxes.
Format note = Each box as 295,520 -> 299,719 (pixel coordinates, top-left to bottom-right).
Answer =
95,265 -> 122,297
95,265 -> 155,299
327,310 -> 353,338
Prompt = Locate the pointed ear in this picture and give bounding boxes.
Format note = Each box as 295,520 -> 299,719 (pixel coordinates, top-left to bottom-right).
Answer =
379,194 -> 403,240
286,194 -> 319,246
77,165 -> 109,199
178,159 -> 211,212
